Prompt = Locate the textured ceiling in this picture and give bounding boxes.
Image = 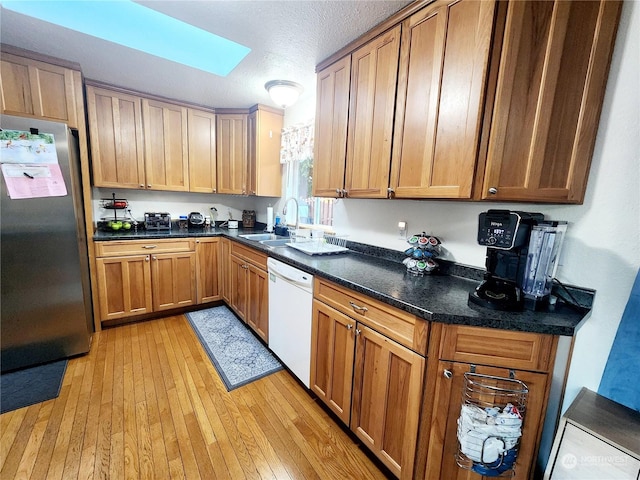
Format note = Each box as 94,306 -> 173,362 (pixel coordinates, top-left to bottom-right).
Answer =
0,1 -> 412,109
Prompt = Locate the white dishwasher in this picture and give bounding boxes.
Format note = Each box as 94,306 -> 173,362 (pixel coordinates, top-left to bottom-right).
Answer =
267,257 -> 313,388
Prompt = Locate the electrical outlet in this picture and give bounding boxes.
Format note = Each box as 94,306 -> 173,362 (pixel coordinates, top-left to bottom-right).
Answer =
398,220 -> 407,239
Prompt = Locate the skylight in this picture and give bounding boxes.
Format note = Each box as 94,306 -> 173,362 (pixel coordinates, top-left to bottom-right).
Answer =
2,1 -> 251,77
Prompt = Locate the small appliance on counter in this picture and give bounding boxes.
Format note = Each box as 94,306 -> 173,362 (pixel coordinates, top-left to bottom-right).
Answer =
144,212 -> 171,230
469,210 -> 567,311
188,211 -> 205,228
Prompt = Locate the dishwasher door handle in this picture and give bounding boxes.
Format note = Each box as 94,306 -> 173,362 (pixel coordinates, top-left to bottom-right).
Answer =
271,271 -> 313,289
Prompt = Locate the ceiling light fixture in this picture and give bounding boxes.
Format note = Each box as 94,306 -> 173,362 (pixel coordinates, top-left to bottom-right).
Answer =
265,80 -> 304,109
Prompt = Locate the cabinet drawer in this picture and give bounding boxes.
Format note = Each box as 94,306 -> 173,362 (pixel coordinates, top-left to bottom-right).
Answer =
439,325 -> 556,372
95,239 -> 195,257
231,242 -> 268,270
314,278 -> 428,354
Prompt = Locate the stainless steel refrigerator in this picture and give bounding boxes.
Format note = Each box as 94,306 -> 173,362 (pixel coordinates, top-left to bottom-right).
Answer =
1,115 -> 92,372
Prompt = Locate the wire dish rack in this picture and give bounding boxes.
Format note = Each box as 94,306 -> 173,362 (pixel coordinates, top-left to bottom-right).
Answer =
286,231 -> 349,256
456,372 -> 529,477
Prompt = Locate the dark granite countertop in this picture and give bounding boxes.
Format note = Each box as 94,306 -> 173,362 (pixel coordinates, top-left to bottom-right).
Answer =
94,227 -> 591,336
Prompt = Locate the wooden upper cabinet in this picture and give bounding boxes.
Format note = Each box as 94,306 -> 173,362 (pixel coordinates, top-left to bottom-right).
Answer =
188,108 -> 217,193
313,55 -> 351,198
142,98 -> 189,191
247,105 -> 283,197
1,52 -> 80,128
481,0 -> 622,203
216,113 -> 247,194
86,85 -> 146,189
390,0 -> 497,199
345,25 -> 401,198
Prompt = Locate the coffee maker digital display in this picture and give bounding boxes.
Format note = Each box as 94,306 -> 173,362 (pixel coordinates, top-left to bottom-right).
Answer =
469,210 -> 544,311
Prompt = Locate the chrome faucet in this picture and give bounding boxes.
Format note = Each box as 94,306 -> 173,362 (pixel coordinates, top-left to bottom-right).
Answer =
282,197 -> 300,232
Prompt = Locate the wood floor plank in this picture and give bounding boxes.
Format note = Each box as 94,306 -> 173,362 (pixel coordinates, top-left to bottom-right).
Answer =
62,344 -> 98,480
139,321 -> 170,480
122,323 -> 140,480
26,359 -> 77,480
76,330 -> 108,480
172,315 -> 262,480
13,401 -> 53,480
0,403 -> 42,480
0,408 -> 27,471
0,313 -> 390,480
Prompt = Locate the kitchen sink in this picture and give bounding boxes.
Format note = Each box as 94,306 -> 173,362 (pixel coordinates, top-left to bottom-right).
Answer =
238,233 -> 286,241
259,238 -> 291,248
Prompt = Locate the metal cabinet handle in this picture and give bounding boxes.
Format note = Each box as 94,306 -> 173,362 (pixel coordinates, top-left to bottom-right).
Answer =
355,328 -> 362,336
147,184 -> 152,188
143,245 -> 157,249
242,264 -> 249,269
212,188 -> 217,193
145,256 -> 150,262
342,189 -> 348,197
387,187 -> 395,198
488,187 -> 498,195
444,369 -> 453,379
152,256 -> 157,261
346,324 -> 353,330
349,301 -> 368,314
139,184 -> 144,188
336,188 -> 341,196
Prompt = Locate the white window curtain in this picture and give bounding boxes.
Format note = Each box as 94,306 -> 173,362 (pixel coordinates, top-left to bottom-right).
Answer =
281,122 -> 315,225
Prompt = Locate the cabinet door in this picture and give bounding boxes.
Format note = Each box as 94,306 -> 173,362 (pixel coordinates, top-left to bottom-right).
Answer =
151,252 -> 196,311
390,0 -> 496,199
345,25 -> 400,198
313,56 -> 351,198
220,238 -> 231,304
142,98 -> 189,191
229,254 -> 249,321
86,85 -> 146,189
482,0 -> 622,203
188,108 -> 217,193
216,113 -> 247,194
195,238 -> 221,304
247,107 -> 283,197
0,53 -> 79,128
424,361 -> 549,480
95,255 -> 153,321
310,300 -> 356,425
351,323 -> 425,479
247,264 -> 269,342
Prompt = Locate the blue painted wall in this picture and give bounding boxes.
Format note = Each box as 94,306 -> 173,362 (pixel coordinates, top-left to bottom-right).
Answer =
599,267 -> 640,411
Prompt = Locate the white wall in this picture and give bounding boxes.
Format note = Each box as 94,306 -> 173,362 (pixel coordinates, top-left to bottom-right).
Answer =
284,1 -> 640,413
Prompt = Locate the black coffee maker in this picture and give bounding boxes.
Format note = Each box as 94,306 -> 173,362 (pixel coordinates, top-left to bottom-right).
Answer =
468,210 -> 544,311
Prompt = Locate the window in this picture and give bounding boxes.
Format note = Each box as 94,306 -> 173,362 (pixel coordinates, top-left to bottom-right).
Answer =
281,123 -> 334,227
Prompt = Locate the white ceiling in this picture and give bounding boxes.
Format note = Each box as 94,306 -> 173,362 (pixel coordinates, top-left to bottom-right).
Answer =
0,1 -> 412,109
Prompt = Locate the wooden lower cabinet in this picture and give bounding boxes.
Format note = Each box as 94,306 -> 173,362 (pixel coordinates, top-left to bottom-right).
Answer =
228,245 -> 269,342
220,238 -> 231,304
195,238 -> 221,303
229,254 -> 249,320
246,264 -> 269,342
95,254 -> 153,321
423,361 -> 549,480
150,252 -> 196,311
310,297 -> 425,479
94,239 -> 198,322
310,299 -> 356,425
351,324 -> 425,479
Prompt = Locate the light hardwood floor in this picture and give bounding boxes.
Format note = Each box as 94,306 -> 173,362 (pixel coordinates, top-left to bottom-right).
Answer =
1,314 -> 391,480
